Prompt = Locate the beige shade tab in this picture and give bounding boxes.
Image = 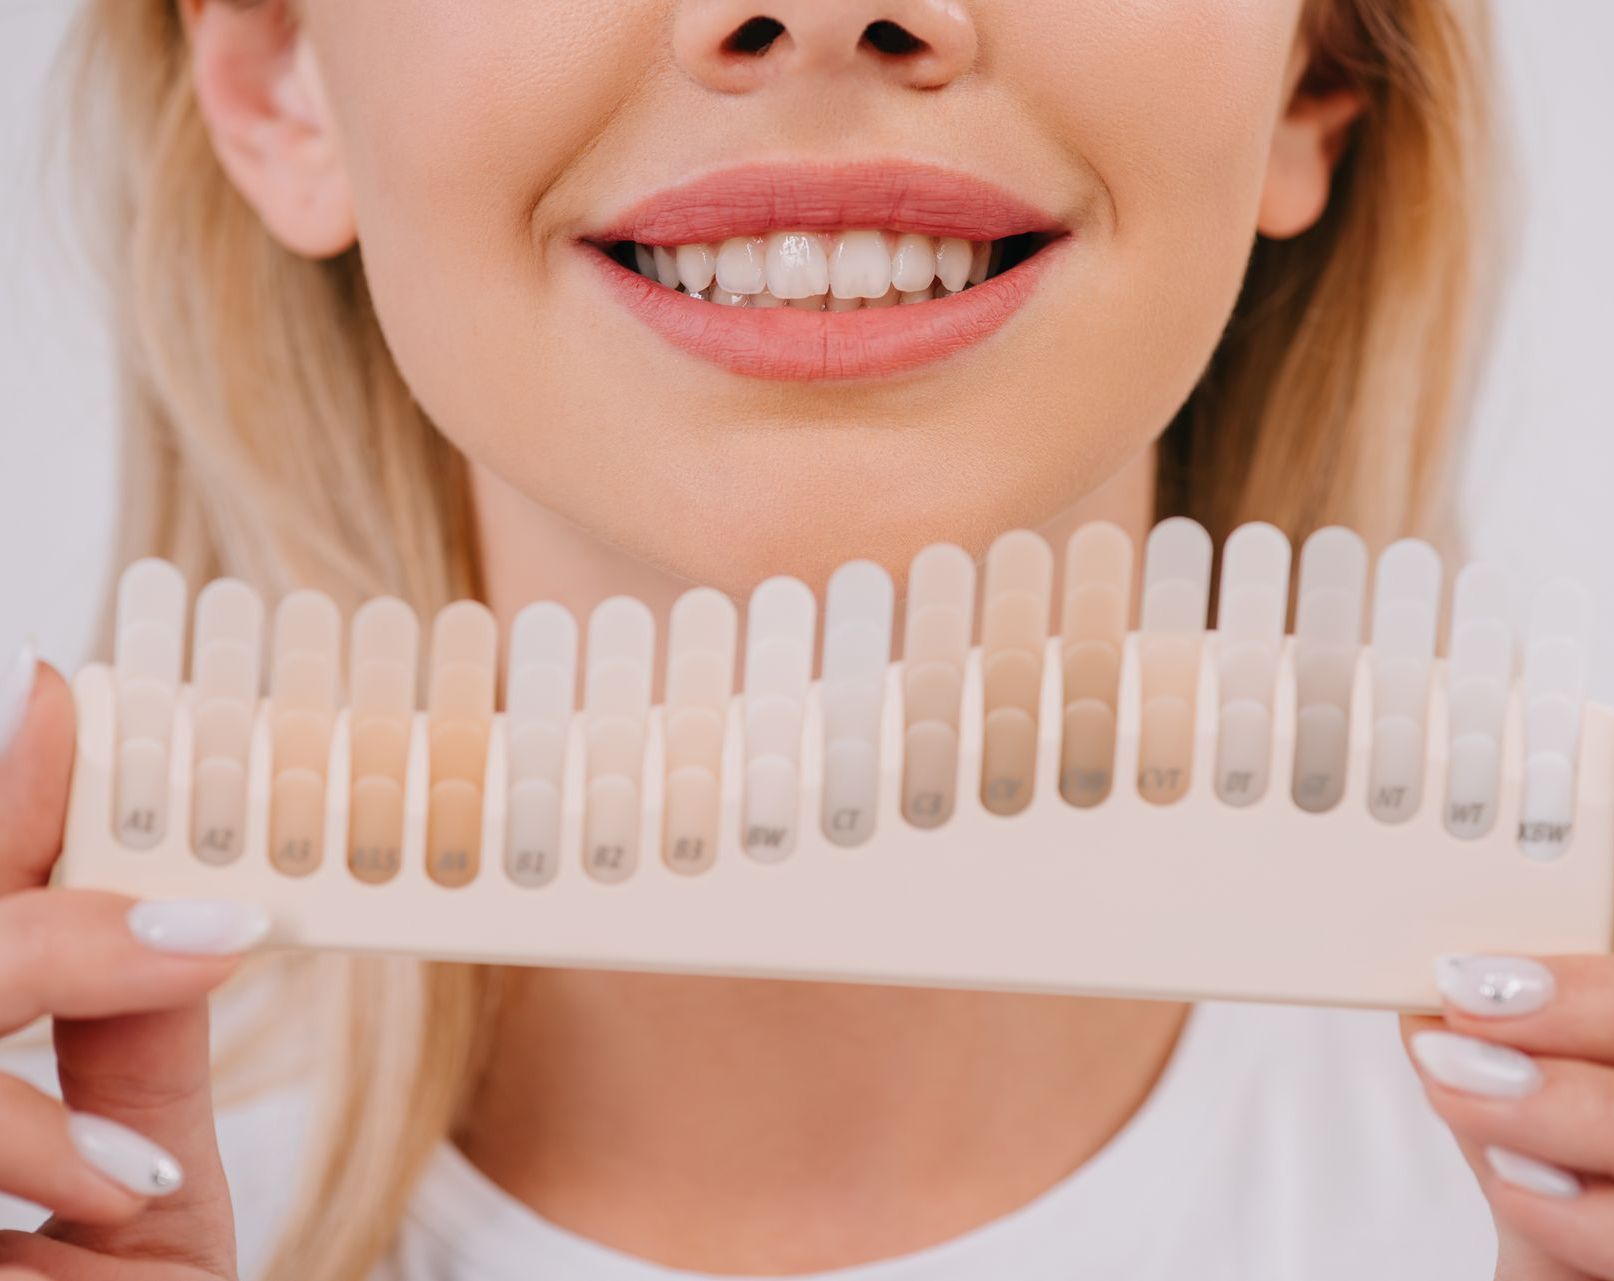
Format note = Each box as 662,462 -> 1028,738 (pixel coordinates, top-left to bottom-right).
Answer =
351,659 -> 416,723
1059,698 -> 1117,809
429,660 -> 497,724
348,775 -> 405,884
272,708 -> 335,777
431,600 -> 498,672
192,578 -> 263,693
584,774 -> 641,882
114,738 -> 169,849
351,716 -> 412,781
981,707 -> 1037,816
272,652 -> 340,715
193,697 -> 254,764
350,597 -> 420,674
902,661 -> 964,729
426,779 -> 483,887
273,591 -> 342,672
269,767 -> 327,876
1137,697 -> 1194,806
116,679 -> 176,747
194,641 -> 259,709
663,766 -> 721,874
191,755 -> 247,865
901,719 -> 960,828
429,720 -> 491,787
1061,523 -> 1132,636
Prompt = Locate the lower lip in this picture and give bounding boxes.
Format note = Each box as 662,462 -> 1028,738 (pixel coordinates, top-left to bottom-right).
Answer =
583,239 -> 1067,382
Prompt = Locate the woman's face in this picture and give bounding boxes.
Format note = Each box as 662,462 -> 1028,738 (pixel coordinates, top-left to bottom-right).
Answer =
235,0 -> 1330,590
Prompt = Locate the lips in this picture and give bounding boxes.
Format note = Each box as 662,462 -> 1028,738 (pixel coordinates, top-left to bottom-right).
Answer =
579,160 -> 1071,381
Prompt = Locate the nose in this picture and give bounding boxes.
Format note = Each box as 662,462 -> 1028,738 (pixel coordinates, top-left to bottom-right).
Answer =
675,0 -> 978,93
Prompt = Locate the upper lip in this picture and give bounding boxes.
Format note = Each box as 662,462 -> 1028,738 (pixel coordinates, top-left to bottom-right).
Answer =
588,159 -> 1066,246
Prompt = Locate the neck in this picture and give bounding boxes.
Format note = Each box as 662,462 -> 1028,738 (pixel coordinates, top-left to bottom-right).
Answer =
459,448 -> 1182,1273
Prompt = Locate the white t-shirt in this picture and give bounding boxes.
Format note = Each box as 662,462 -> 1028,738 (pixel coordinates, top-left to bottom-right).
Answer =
1,1001 -> 1498,1280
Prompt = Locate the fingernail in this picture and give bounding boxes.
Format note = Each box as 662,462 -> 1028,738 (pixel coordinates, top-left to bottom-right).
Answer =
1410,1030 -> 1542,1098
0,637 -> 38,757
1485,1146 -> 1581,1200
67,1112 -> 184,1197
1435,955 -> 1556,1017
127,899 -> 271,955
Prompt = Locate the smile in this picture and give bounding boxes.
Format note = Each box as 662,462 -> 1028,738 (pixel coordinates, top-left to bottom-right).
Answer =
607,229 -> 1047,310
581,161 -> 1070,380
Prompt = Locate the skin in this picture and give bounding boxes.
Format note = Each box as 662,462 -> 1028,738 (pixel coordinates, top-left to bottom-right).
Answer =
2,1 -> 1612,1277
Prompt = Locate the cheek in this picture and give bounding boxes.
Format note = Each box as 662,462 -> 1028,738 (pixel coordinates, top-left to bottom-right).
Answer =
304,0 -> 656,416
1011,0 -> 1302,381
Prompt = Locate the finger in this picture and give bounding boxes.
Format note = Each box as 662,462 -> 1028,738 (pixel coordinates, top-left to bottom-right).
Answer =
0,659 -> 76,896
1436,955 -> 1614,1061
0,1074 -> 170,1225
0,891 -> 261,1034
1482,1168 -> 1614,1279
1413,1038 -> 1614,1181
43,1004 -> 235,1275
1400,1016 -> 1589,1281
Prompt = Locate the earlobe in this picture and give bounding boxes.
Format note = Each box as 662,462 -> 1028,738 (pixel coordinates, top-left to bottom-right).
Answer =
187,0 -> 357,260
1257,87 -> 1366,241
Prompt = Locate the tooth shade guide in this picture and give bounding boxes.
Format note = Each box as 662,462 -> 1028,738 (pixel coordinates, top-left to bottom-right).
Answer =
69,535 -> 1614,1012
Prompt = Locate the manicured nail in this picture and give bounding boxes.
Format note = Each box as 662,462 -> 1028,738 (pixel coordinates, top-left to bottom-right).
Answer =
0,637 -> 37,757
1411,1030 -> 1541,1098
67,1112 -> 184,1197
1485,1146 -> 1580,1200
127,899 -> 270,955
1435,955 -> 1556,1018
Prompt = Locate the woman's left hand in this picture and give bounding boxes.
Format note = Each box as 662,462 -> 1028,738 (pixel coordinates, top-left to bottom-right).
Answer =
1403,955 -> 1614,1279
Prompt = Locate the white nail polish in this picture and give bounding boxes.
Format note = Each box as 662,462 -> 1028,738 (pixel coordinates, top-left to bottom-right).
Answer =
67,1112 -> 185,1197
1485,1146 -> 1581,1200
0,637 -> 38,757
1435,955 -> 1556,1017
126,899 -> 271,955
1411,1030 -> 1542,1098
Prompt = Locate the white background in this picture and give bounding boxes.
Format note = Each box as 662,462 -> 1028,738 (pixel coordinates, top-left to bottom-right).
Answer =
2,1 -> 1611,695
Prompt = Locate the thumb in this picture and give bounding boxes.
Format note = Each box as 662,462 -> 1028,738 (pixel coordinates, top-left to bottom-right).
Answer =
43,1001 -> 236,1277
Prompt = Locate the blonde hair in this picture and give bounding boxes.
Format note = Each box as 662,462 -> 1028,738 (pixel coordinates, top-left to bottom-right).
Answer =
63,1 -> 1492,1276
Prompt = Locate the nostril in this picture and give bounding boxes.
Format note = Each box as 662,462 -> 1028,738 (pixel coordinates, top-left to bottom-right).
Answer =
861,19 -> 928,57
722,15 -> 787,56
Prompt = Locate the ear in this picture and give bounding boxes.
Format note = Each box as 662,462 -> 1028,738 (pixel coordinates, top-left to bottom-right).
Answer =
1257,39 -> 1367,241
183,0 -> 356,259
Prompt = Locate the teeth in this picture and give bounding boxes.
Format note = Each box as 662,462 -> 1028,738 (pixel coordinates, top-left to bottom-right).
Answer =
765,232 -> 830,300
716,236 -> 768,295
652,245 -> 681,289
889,234 -> 938,292
675,243 -> 717,293
968,240 -> 991,286
631,230 -> 1009,308
829,230 -> 893,300
935,238 -> 973,293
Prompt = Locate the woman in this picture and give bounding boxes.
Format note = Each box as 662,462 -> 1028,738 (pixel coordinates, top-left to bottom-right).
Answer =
2,1 -> 1610,1277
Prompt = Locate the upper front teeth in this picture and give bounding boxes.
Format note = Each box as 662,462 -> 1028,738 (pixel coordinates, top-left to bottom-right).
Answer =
636,229 -> 999,304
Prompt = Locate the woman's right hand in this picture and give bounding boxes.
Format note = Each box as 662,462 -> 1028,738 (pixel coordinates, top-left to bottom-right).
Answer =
0,649 -> 266,1281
